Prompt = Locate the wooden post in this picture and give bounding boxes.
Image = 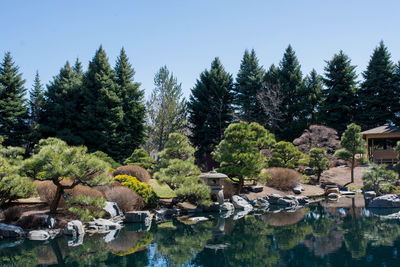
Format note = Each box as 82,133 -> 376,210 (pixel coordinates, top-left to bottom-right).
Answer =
366,135 -> 369,160
372,139 -> 375,163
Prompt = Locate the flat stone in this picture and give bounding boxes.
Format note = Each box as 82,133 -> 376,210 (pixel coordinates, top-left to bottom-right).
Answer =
328,193 -> 340,199
125,211 -> 151,225
232,195 -> 253,211
341,191 -> 356,196
0,223 -> 25,238
27,230 -> 50,241
326,187 -> 340,195
365,191 -> 377,199
277,196 -> 299,207
293,184 -> 304,194
296,196 -> 309,205
189,216 -> 208,222
368,194 -> 400,208
248,185 -> 264,193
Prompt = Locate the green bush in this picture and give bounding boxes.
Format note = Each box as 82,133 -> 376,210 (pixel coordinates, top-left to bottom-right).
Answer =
124,148 -> 154,170
114,175 -> 157,208
92,151 -> 121,169
357,157 -> 370,165
362,181 -> 374,192
268,141 -> 305,169
362,163 -> 397,195
66,195 -> 106,222
379,184 -> 400,194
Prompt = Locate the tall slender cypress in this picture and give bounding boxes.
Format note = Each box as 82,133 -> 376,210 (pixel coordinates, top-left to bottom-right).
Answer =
188,57 -> 234,170
0,52 -> 28,146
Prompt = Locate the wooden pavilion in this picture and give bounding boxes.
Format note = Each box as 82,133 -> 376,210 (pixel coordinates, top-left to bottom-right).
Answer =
361,124 -> 400,164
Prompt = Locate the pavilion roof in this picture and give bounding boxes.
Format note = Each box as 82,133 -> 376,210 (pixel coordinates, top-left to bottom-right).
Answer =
361,124 -> 400,135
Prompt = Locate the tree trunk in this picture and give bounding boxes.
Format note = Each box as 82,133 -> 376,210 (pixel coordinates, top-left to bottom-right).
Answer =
50,186 -> 63,214
351,156 -> 355,184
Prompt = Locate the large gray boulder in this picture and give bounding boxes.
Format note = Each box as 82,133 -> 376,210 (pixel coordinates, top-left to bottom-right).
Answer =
265,194 -> 282,205
88,219 -> 122,231
220,202 -> 234,212
365,191 -> 377,200
63,220 -> 84,236
0,223 -> 24,238
277,195 -> 299,207
293,184 -> 304,195
232,195 -> 253,211
27,230 -> 50,241
104,201 -> 123,218
125,211 -> 151,226
368,194 -> 400,208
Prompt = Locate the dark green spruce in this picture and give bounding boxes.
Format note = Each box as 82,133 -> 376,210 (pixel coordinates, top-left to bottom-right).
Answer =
0,52 -> 29,147
41,60 -> 84,145
357,41 -> 397,129
188,57 -> 234,170
234,49 -> 265,124
114,48 -> 146,161
81,46 -> 123,159
302,69 -> 323,125
319,51 -> 358,134
27,71 -> 45,151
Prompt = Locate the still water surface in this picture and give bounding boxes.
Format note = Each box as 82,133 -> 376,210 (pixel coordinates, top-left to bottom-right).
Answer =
1,197 -> 400,266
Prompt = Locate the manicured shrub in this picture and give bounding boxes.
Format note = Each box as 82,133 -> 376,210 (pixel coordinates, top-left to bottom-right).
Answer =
308,148 -> 330,183
268,141 -> 306,169
104,186 -> 145,212
3,206 -> 23,222
114,175 -> 157,208
379,184 -> 400,194
263,167 -> 302,191
362,163 -> 397,195
66,195 -> 106,222
113,165 -> 151,183
124,148 -> 154,170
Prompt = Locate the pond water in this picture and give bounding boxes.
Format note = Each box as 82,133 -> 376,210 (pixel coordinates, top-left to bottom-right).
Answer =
2,197 -> 400,267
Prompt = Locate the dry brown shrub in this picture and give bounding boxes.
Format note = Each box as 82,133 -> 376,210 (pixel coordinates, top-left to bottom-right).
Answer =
221,179 -> 237,198
35,180 -> 104,208
3,206 -> 23,222
113,165 -> 151,183
104,186 -> 144,212
264,167 -> 302,191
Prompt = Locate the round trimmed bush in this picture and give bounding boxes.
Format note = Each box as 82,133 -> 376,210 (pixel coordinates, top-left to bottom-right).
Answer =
113,165 -> 152,183
104,186 -> 145,212
114,175 -> 157,208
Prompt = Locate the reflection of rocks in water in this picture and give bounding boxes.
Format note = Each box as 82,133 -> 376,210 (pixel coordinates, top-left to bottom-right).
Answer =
67,234 -> 84,247
302,229 -> 344,256
104,229 -> 120,243
106,230 -> 153,256
233,209 -> 251,220
34,243 -> 60,265
262,208 -> 305,226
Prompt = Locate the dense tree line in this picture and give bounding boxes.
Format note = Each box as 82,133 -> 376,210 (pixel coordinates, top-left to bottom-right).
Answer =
0,41 -> 399,166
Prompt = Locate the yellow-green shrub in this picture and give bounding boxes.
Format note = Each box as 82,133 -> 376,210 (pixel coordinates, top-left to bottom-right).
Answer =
114,175 -> 157,208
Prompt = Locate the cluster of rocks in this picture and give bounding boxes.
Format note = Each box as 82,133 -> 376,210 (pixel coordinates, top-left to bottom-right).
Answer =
365,192 -> 400,208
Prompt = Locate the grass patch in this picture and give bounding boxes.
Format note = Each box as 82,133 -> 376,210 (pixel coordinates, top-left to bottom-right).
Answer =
148,179 -> 176,198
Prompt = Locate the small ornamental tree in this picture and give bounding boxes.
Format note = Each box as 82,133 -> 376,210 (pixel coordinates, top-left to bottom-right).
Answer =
124,148 -> 154,170
362,163 -> 397,195
334,123 -> 366,185
308,148 -> 330,183
268,141 -> 305,169
22,138 -> 112,213
212,121 -> 276,191
154,133 -> 210,205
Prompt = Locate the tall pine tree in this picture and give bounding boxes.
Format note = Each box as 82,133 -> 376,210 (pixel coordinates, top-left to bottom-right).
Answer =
114,48 -> 146,160
41,60 -> 84,145
234,49 -> 265,124
145,66 -> 186,153
303,69 -> 323,125
276,45 -> 305,141
357,41 -> 396,129
188,57 -> 234,170
319,51 -> 358,134
81,46 -> 123,159
27,71 -> 45,150
0,52 -> 29,147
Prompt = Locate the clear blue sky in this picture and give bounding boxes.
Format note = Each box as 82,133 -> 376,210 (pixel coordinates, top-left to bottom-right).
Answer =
1,0 -> 399,98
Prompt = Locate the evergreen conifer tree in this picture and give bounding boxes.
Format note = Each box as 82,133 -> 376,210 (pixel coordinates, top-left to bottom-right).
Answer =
188,57 -> 234,170
303,69 -> 323,125
81,46 -> 123,158
234,49 -> 265,124
357,41 -> 396,129
41,61 -> 84,145
145,66 -> 186,153
0,52 -> 29,146
27,71 -> 45,150
319,51 -> 358,134
114,48 -> 146,160
276,45 -> 305,141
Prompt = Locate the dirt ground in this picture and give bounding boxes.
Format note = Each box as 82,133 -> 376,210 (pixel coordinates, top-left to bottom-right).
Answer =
245,166 -> 370,200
